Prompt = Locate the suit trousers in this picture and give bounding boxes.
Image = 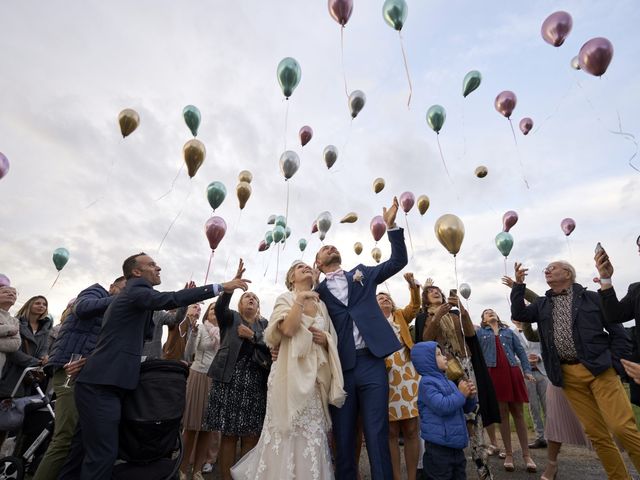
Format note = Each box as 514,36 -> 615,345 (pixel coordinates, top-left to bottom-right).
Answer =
525,370 -> 547,440
330,348 -> 392,480
562,364 -> 640,480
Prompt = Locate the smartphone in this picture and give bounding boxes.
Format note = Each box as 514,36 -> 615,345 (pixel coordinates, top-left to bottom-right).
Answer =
449,289 -> 457,297
595,242 -> 604,254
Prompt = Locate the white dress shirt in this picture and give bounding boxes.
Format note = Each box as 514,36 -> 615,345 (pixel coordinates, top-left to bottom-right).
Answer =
326,270 -> 366,349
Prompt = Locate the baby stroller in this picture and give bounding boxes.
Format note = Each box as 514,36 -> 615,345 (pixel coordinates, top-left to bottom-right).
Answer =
112,359 -> 189,480
0,367 -> 55,480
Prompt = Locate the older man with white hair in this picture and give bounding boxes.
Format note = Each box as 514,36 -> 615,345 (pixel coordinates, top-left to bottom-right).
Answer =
510,259 -> 640,480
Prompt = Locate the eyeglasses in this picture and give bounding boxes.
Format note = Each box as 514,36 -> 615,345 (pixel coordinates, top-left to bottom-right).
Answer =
543,265 -> 569,274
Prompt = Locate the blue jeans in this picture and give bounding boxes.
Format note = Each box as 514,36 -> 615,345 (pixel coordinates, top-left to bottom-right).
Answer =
423,441 -> 466,480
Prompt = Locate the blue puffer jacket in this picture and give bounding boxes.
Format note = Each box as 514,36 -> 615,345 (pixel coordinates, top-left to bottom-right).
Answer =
411,341 -> 477,449
48,283 -> 114,368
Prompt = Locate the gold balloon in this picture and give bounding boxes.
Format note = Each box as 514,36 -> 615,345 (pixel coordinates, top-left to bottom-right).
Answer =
371,247 -> 382,263
118,108 -> 140,138
340,212 -> 358,224
434,214 -> 465,256
373,177 -> 385,194
238,170 -> 253,183
417,195 -> 430,216
475,166 -> 488,178
236,181 -> 252,210
354,242 -> 363,255
183,139 -> 206,178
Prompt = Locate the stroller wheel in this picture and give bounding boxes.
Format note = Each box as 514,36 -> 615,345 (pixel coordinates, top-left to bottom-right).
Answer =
0,456 -> 23,480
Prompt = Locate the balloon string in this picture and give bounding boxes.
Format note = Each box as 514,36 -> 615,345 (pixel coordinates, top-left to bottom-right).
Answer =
283,99 -> 290,152
341,26 -> 349,98
453,255 -> 468,358
283,181 -> 290,249
531,81 -> 575,136
157,182 -> 193,252
436,135 -> 454,184
275,243 -> 281,283
50,271 -> 62,290
566,236 -> 574,262
405,214 -> 414,258
85,154 -> 117,208
398,32 -> 412,108
508,118 -> 530,189
263,244 -> 275,277
156,163 -> 185,201
204,250 -> 215,285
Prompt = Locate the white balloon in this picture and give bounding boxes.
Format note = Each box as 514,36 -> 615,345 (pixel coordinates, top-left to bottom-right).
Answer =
459,283 -> 471,300
323,145 -> 338,169
349,90 -> 366,119
279,150 -> 300,180
317,211 -> 332,239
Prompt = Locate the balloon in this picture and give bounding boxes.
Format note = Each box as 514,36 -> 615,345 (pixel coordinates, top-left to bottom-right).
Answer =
541,11 -> 573,47
426,105 -> 446,134
317,211 -> 332,241
0,152 -> 9,180
267,215 -> 276,225
323,145 -> 338,169
285,226 -> 292,240
265,231 -> 274,245
275,215 -> 287,228
570,55 -> 581,70
371,247 -> 382,263
0,274 -> 10,287
238,170 -> 253,183
382,0 -> 408,31
495,232 -> 514,258
52,248 -> 70,271
578,37 -> 614,77
373,177 -> 385,194
236,181 -> 252,210
205,216 -> 227,250
299,126 -> 313,147
462,70 -> 482,98
272,225 -> 286,243
354,242 -> 363,255
494,91 -> 517,119
182,105 -> 201,137
561,218 -> 576,236
459,283 -> 471,300
258,240 -> 269,252
475,166 -> 488,178
399,191 -> 415,214
279,150 -> 300,180
502,210 -> 519,232
311,220 -> 318,234
370,215 -> 387,242
183,139 -> 206,178
206,181 -> 226,210
417,195 -> 430,215
348,90 -> 366,119
118,109 -> 140,138
298,238 -> 308,252
340,212 -> 358,223
328,0 -> 353,26
277,57 -> 302,99
434,214 -> 465,256
519,117 -> 533,135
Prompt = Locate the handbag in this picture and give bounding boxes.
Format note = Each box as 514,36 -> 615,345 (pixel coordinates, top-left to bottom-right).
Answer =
0,396 -> 34,431
252,347 -> 271,371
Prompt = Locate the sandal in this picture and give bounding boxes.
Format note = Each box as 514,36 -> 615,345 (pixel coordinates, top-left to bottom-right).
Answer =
486,444 -> 499,456
541,460 -> 558,480
498,451 -> 506,459
503,453 -> 515,472
524,455 -> 537,473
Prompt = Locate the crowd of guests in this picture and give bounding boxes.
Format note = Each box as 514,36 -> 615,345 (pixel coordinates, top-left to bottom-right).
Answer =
1,202 -> 639,480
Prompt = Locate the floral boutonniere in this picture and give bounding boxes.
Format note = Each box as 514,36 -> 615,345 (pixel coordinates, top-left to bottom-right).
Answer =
353,269 -> 364,286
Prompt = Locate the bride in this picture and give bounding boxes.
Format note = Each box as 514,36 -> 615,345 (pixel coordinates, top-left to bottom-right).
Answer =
231,261 -> 345,479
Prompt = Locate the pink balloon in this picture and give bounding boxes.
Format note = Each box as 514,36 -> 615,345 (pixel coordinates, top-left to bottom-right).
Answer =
205,216 -> 227,250
495,91 -> 517,119
0,152 -> 9,180
370,215 -> 387,242
519,118 -> 533,135
328,0 -> 353,26
0,274 -> 10,287
502,211 -> 519,232
258,240 -> 269,252
541,11 -> 573,47
399,191 -> 415,214
578,37 -> 614,77
311,220 -> 318,234
561,218 -> 576,236
299,126 -> 313,147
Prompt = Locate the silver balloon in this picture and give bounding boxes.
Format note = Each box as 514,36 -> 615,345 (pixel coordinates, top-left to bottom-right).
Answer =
267,214 -> 276,225
459,283 -> 471,300
317,211 -> 332,241
349,90 -> 366,119
323,145 -> 338,169
570,55 -> 581,70
279,150 -> 300,180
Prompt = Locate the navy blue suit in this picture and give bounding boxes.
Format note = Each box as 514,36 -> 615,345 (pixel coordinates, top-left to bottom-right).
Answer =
317,228 -> 407,480
72,278 -> 220,480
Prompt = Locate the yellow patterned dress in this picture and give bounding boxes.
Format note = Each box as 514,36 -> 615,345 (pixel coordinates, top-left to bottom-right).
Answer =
386,318 -> 420,421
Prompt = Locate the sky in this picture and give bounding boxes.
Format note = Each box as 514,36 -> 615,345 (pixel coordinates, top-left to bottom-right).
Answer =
1,1 -> 639,324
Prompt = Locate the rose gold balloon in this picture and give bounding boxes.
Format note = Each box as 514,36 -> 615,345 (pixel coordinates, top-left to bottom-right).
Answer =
258,240 -> 269,252
328,0 -> 353,26
299,126 -> 313,147
311,220 -> 318,234
578,37 -> 614,77
541,11 -> 573,47
502,210 -> 519,232
475,166 -> 488,178
370,216 -> 387,242
118,108 -> 140,138
205,216 -> 227,250
183,139 -> 206,178
399,191 -> 415,214
417,195 -> 430,216
238,170 -> 253,183
434,214 -> 465,256
354,242 -> 363,255
561,218 -> 576,236
236,181 -> 252,210
519,117 -> 533,135
495,91 -> 517,119
371,247 -> 382,263
373,177 -> 385,194
340,212 -> 358,223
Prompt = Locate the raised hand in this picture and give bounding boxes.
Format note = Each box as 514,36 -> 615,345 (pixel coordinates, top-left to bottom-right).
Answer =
237,323 -> 254,340
222,278 -> 251,293
382,196 -> 399,229
501,276 -> 515,288
514,262 -> 528,284
235,258 -> 246,280
433,303 -> 452,321
404,272 -> 416,287
184,281 -> 196,289
594,248 -> 614,279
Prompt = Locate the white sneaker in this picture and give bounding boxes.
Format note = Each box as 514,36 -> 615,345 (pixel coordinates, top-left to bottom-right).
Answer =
202,463 -> 213,473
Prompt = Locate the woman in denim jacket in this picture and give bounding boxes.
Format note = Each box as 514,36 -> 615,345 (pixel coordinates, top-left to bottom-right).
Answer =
477,309 -> 536,473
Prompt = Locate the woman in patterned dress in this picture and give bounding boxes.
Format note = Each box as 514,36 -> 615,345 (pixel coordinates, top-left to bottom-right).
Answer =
377,272 -> 421,480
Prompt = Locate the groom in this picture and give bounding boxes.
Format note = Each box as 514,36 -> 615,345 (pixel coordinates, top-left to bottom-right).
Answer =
315,197 -> 407,480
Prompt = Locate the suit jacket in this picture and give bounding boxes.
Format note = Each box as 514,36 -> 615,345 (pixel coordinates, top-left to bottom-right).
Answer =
78,277 -> 219,390
317,228 -> 408,371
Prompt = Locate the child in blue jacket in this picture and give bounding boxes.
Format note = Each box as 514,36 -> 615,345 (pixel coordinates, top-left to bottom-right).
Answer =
411,341 -> 477,480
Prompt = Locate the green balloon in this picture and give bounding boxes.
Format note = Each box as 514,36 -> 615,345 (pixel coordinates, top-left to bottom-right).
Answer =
298,238 -> 307,252
272,225 -> 286,243
183,105 -> 201,136
206,181 -> 226,210
495,232 -> 514,258
382,0 -> 408,31
265,231 -> 274,245
426,105 -> 446,134
275,215 -> 287,228
52,247 -> 70,271
277,57 -> 301,99
462,70 -> 482,98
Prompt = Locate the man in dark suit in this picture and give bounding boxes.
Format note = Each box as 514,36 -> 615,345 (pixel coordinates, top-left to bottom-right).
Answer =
314,197 -> 407,480
72,252 -> 249,480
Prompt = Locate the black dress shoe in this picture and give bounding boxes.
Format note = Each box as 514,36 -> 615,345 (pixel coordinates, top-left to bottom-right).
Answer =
528,438 -> 548,449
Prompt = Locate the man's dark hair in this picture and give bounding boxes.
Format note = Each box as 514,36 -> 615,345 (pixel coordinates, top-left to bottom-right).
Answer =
122,253 -> 146,279
113,275 -> 126,284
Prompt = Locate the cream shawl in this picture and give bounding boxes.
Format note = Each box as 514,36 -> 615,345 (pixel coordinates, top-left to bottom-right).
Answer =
265,291 -> 345,432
